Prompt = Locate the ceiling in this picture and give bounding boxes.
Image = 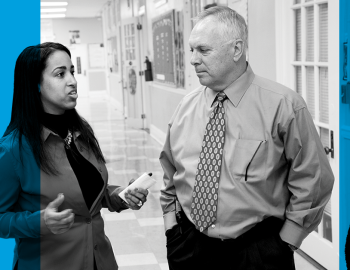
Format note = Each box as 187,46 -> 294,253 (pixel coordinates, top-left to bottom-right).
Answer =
41,0 -> 110,18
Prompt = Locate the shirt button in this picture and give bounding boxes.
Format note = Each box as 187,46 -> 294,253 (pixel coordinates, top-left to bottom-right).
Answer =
86,218 -> 91,224
98,167 -> 103,173
94,245 -> 98,250
211,224 -> 215,228
79,147 -> 83,152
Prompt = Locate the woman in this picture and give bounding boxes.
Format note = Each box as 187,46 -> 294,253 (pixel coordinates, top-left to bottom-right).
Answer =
0,42 -> 148,270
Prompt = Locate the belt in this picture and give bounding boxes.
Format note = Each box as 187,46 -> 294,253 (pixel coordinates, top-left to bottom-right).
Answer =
178,210 -> 283,246
217,216 -> 284,243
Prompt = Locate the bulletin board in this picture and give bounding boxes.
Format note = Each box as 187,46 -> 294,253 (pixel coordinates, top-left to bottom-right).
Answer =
88,43 -> 105,69
152,10 -> 176,85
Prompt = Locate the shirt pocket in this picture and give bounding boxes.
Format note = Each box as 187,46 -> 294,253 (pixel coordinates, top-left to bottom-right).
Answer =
228,139 -> 267,182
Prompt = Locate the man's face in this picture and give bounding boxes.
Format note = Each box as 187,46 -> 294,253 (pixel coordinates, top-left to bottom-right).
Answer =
189,17 -> 237,91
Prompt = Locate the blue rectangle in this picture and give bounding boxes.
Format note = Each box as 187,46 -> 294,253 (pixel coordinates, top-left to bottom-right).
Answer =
0,1 -> 40,269
340,0 -> 350,269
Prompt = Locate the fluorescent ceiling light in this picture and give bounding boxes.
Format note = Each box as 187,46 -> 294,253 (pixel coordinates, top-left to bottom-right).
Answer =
41,14 -> 66,18
41,2 -> 68,6
41,8 -> 67,13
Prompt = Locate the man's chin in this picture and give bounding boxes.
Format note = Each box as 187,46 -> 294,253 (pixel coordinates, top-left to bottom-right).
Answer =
198,76 -> 210,86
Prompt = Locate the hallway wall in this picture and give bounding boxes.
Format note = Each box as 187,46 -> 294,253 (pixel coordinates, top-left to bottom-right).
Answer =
101,0 -> 274,143
248,0 -> 276,81
144,0 -> 197,137
52,18 -> 104,46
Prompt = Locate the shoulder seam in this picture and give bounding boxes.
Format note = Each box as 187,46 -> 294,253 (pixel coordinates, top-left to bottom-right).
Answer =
251,81 -> 306,112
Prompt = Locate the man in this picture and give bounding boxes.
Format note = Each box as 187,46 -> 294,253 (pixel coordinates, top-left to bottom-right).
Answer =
159,6 -> 334,270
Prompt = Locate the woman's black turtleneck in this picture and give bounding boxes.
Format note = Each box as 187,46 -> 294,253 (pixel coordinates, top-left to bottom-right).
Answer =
41,112 -> 104,210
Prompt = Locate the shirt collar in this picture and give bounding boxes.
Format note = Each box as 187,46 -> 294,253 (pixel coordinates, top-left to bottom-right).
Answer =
42,126 -> 81,142
207,63 -> 255,107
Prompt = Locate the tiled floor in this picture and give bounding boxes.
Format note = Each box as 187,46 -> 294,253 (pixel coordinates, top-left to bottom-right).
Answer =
76,95 -> 322,270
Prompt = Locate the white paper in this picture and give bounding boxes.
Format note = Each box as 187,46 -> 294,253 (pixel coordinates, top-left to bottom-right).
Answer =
119,173 -> 156,203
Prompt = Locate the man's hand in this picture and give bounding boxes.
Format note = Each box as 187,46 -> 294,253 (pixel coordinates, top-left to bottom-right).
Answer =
44,193 -> 75,234
124,188 -> 149,210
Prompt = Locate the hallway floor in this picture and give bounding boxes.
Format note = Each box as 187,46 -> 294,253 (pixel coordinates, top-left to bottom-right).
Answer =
76,95 -> 322,270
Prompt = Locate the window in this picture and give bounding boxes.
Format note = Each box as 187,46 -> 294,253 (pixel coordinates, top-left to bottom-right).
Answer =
292,0 -> 331,242
175,11 -> 185,88
190,0 -> 202,29
190,0 -> 223,28
124,23 -> 136,61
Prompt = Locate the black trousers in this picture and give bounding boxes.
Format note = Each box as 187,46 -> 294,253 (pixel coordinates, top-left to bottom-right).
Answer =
14,257 -> 98,270
94,257 -> 98,270
166,212 -> 295,270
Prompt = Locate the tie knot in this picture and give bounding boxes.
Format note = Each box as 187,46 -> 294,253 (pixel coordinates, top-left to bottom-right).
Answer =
216,92 -> 227,103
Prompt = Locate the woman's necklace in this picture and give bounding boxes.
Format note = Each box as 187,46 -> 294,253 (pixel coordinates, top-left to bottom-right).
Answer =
64,130 -> 73,149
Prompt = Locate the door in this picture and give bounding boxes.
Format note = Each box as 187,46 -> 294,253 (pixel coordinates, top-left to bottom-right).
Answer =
121,17 -> 144,129
69,44 -> 89,98
138,14 -> 149,130
289,1 -> 339,269
119,25 -> 127,117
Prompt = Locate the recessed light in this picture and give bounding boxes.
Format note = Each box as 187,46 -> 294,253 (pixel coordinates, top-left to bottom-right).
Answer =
41,2 -> 68,7
41,14 -> 66,18
41,8 -> 67,13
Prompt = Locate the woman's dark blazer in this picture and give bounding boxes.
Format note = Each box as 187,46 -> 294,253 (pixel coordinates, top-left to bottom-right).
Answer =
0,127 -> 126,270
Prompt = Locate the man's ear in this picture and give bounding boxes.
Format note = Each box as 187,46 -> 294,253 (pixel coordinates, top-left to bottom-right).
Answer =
233,40 -> 244,62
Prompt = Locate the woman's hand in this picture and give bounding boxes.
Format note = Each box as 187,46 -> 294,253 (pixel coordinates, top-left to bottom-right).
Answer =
44,193 -> 75,234
124,188 -> 149,210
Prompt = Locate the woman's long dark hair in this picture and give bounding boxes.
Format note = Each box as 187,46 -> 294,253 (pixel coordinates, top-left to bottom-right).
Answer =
3,42 -> 105,175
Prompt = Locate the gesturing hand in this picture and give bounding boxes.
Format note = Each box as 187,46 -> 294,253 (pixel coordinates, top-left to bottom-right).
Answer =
44,193 -> 75,235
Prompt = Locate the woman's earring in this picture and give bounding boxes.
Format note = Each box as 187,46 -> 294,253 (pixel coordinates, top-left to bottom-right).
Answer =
38,85 -> 41,93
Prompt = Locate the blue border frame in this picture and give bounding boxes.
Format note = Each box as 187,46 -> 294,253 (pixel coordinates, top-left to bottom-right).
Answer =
340,0 -> 349,269
0,1 -> 349,270
0,1 -> 40,268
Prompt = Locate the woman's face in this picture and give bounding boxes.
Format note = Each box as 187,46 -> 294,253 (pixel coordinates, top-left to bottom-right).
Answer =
40,50 -> 77,115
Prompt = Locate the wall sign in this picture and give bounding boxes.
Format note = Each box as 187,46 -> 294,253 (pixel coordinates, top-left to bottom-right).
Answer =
69,30 -> 80,45
152,10 -> 176,85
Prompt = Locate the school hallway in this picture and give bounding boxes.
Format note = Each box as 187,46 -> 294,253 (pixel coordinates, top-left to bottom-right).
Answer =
76,95 -> 323,270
